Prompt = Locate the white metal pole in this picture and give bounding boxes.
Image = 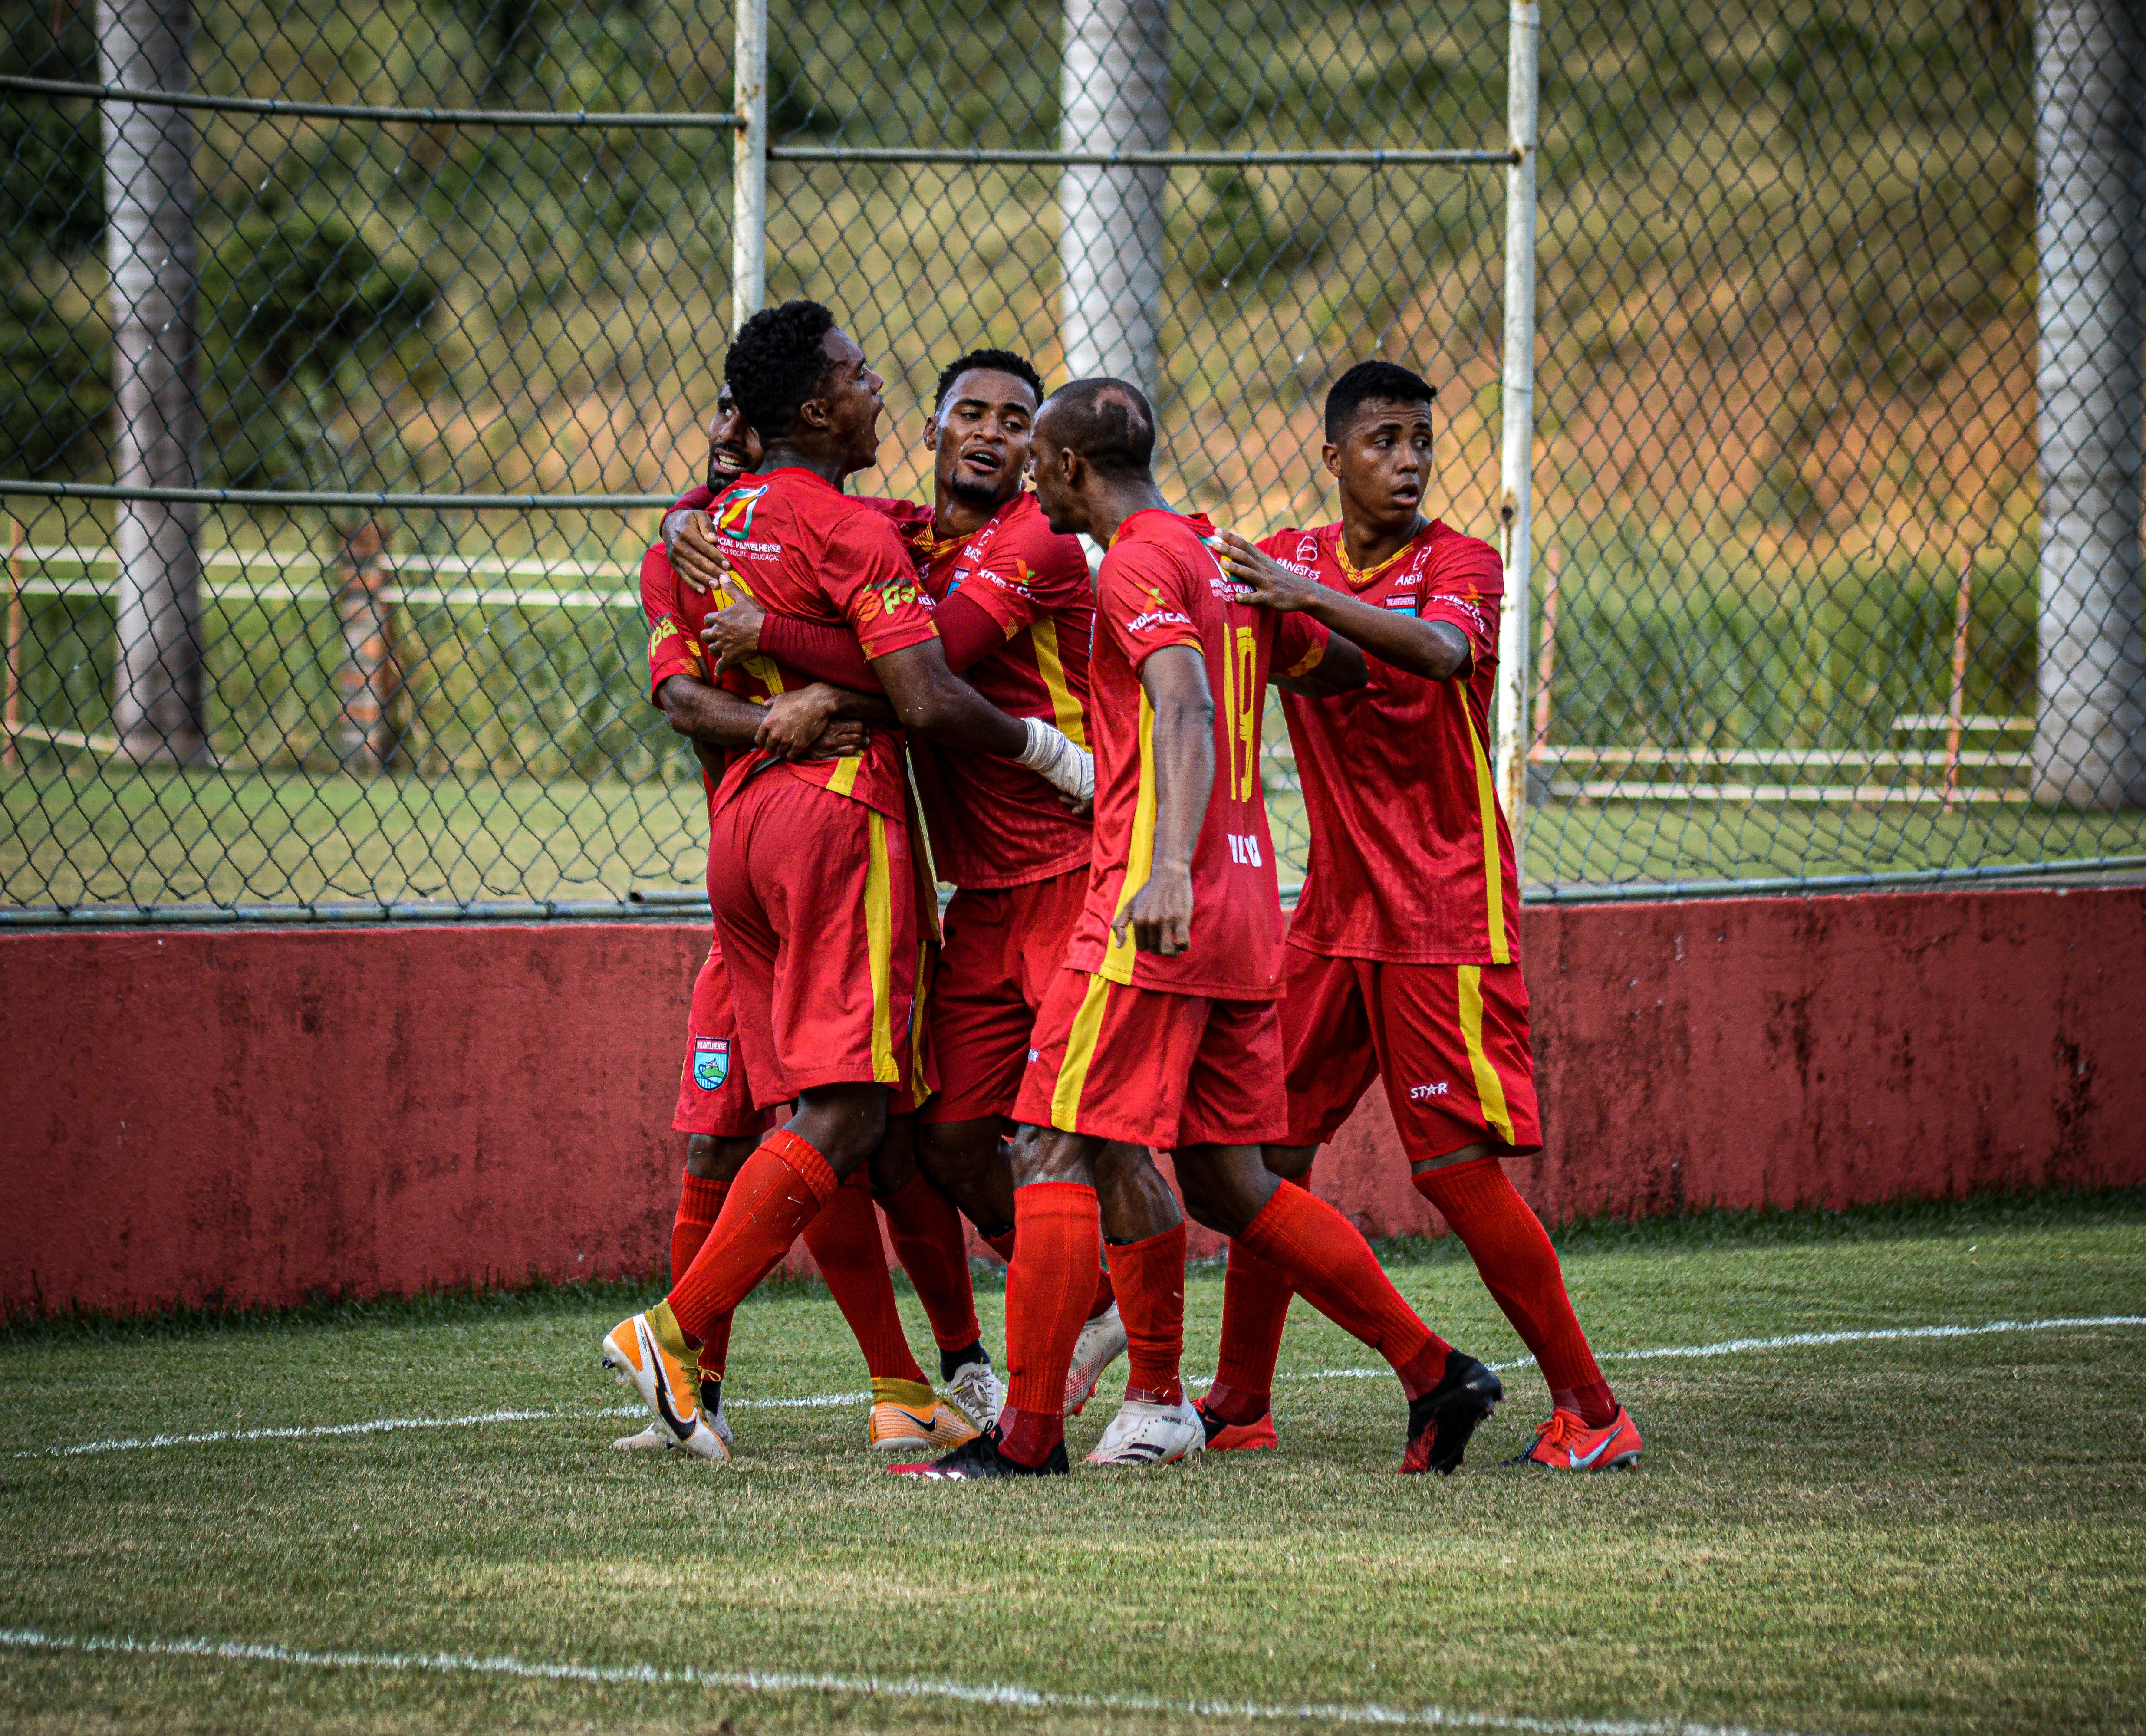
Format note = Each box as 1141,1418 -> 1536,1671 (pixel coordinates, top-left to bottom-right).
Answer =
1494,0 -> 1540,876
732,0 -> 767,338
1057,0 -> 1170,391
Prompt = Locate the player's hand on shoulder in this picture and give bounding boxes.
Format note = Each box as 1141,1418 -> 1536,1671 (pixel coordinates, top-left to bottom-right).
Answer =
667,509 -> 732,595
754,684 -> 854,760
1212,530 -> 1313,611
702,594 -> 767,671
1115,862 -> 1194,957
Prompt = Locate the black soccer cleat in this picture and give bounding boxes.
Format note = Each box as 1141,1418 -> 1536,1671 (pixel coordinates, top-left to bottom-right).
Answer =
887,1426 -> 1069,1480
1399,1350 -> 1503,1475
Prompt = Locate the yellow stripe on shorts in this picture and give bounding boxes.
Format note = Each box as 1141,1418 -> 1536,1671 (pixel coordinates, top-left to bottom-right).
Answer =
1049,973 -> 1114,1132
864,812 -> 898,1083
826,755 -> 861,798
1456,964 -> 1516,1147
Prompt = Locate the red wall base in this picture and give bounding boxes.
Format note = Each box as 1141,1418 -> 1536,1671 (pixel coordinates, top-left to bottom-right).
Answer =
3,887 -> 2140,1316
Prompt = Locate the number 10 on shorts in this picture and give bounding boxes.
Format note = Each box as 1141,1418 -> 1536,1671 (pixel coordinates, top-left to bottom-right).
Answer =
1227,832 -> 1263,866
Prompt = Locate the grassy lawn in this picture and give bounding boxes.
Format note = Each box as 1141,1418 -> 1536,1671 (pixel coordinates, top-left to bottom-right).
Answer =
2,1193 -> 2142,1734
10,760 -> 2146,911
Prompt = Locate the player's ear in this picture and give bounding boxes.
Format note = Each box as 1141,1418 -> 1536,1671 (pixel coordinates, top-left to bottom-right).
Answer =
922,415 -> 941,452
1321,441 -> 1342,480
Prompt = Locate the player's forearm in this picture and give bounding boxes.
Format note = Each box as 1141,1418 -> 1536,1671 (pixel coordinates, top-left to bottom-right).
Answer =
655,674 -> 765,747
761,613 -> 881,690
1146,689 -> 1217,870
870,644 -> 1030,758
1277,632 -> 1369,698
1303,591 -> 1471,681
819,683 -> 897,724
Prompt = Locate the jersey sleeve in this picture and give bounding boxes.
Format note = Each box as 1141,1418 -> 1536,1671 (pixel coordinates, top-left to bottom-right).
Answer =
825,510 -> 941,660
1272,610 -> 1332,680
1095,539 -> 1201,669
1420,536 -> 1504,667
640,544 -> 706,699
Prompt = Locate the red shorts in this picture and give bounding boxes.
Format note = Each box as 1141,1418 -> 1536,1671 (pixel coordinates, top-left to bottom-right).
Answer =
709,771 -> 930,1112
921,868 -> 1087,1125
1012,968 -> 1287,1150
671,941 -> 781,1139
1280,948 -> 1543,1160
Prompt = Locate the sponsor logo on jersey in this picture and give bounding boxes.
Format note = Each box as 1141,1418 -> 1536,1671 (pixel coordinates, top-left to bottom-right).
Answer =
1127,607 -> 1194,634
650,617 -> 680,649
1297,535 -> 1319,562
693,1036 -> 731,1091
1385,593 -> 1421,614
1277,559 -> 1319,578
711,483 -> 769,540
855,577 -> 925,625
1409,1082 -> 1452,1100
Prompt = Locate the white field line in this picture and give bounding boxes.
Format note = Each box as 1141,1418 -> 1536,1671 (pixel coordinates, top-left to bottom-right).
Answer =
20,1315 -> 2146,1463
0,1624 -> 1840,1736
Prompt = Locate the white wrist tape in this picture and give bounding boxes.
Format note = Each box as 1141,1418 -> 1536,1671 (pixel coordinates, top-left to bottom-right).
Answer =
1017,716 -> 1095,801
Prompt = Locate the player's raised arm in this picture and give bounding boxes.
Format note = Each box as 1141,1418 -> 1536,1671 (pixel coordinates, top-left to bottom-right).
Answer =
1216,528 -> 1468,682
1112,643 -> 1215,957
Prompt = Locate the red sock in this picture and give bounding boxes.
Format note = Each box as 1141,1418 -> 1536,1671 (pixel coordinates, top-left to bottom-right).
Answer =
1106,1223 -> 1186,1405
1415,1158 -> 1616,1426
998,1182 -> 1101,1466
802,1170 -> 927,1385
666,1129 -> 837,1345
1237,1180 -> 1453,1399
982,1227 -> 1016,1264
1089,1255 -> 1116,1321
879,1172 -> 982,1351
1208,1201 -> 1297,1424
671,1171 -> 732,1379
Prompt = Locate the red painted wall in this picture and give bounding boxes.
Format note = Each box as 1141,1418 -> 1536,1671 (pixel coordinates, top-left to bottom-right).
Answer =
2,886 -> 2140,1316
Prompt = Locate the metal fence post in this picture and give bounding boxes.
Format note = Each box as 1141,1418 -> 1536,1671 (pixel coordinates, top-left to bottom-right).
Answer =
97,0 -> 207,764
2031,0 -> 2146,809
1057,0 -> 1171,390
1494,0 -> 1540,874
732,0 -> 767,336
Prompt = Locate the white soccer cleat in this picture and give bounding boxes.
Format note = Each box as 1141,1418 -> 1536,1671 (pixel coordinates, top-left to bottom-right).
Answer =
610,1388 -> 731,1453
1063,1301 -> 1128,1416
1085,1396 -> 1206,1467
943,1358 -> 1005,1434
600,1309 -> 730,1463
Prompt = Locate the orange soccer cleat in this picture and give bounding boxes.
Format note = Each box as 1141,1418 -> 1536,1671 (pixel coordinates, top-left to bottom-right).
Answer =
1506,1405 -> 1643,1472
867,1378 -> 982,1453
1196,1400 -> 1279,1452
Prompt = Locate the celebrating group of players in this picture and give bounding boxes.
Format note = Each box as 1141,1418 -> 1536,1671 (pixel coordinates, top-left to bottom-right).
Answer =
602,296 -> 1643,1478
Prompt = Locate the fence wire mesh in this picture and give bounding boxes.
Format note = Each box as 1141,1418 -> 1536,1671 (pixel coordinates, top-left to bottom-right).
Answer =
3,0 -> 2144,920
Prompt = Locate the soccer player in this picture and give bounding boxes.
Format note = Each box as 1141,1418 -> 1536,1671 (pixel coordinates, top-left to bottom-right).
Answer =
1209,358 -> 1642,1472
602,301 -> 1091,1463
618,387 -> 988,1455
901,378 -> 1505,1480
694,347 -> 1136,1415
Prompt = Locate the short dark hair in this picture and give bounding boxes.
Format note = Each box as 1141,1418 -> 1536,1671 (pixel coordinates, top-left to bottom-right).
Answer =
1323,360 -> 1436,443
1038,377 -> 1155,481
724,299 -> 838,440
933,347 -> 1046,413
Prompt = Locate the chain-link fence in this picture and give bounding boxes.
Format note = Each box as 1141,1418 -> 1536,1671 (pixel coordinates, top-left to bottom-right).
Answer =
3,0 -> 2144,922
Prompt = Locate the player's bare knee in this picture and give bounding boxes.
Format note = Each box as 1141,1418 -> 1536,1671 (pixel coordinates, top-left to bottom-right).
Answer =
1009,1122 -> 1098,1189
790,1084 -> 889,1175
1264,1142 -> 1318,1182
867,1114 -> 920,1198
685,1134 -> 758,1184
1174,1143 -> 1277,1239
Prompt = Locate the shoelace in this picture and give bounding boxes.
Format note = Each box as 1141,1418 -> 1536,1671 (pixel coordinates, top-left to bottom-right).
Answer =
1534,1410 -> 1592,1452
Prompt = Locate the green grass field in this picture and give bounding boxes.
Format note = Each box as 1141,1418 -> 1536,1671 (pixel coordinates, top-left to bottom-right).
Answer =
3,1192 -> 2143,1734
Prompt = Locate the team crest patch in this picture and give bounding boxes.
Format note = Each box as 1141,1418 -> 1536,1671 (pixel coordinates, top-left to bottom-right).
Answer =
692,1036 -> 731,1091
711,484 -> 768,540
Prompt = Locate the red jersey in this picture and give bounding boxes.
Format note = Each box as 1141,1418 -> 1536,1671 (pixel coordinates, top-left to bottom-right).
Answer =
907,491 -> 1095,889
640,541 -> 753,815
698,467 -> 938,822
1063,508 -> 1310,1001
1266,519 -> 1519,965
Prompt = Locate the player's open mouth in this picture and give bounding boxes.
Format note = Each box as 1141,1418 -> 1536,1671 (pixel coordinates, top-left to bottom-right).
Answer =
960,446 -> 1003,475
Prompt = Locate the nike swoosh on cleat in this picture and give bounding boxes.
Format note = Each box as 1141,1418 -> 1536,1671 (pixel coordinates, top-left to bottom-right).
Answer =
1567,1431 -> 1620,1470
640,1321 -> 697,1443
